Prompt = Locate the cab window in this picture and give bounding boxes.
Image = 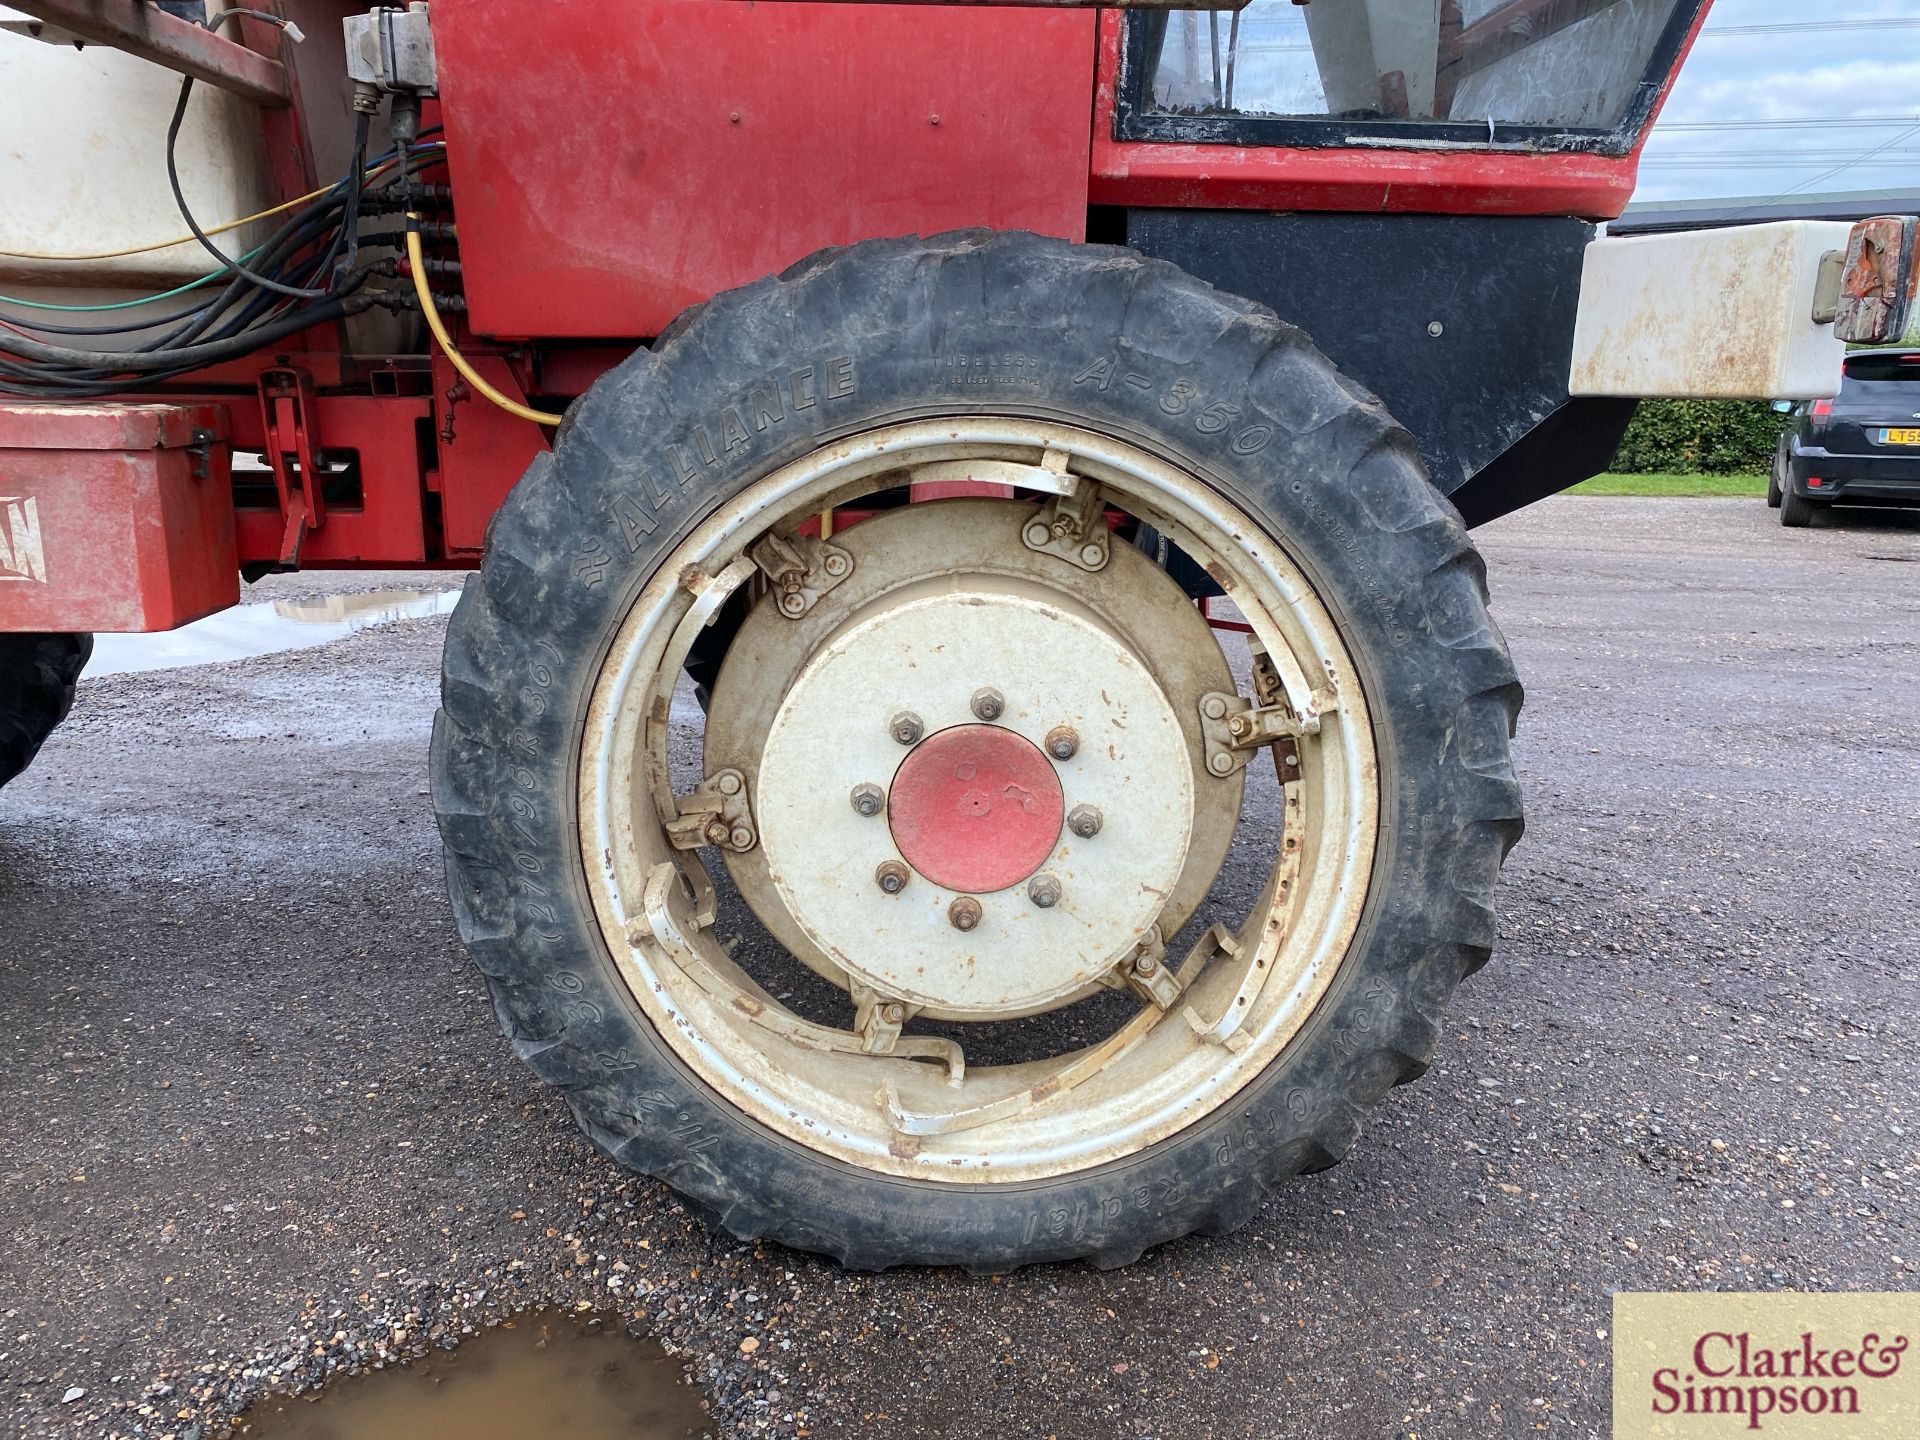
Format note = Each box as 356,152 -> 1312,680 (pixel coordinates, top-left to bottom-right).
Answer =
1123,0 -> 1701,152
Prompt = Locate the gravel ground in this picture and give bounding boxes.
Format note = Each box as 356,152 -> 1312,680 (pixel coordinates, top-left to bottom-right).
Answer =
2,497 -> 1916,1439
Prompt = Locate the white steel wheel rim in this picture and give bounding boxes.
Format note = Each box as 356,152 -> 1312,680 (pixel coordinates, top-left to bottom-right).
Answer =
579,417 -> 1379,1184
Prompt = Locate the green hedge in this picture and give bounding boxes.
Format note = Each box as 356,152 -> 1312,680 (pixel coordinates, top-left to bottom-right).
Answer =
1610,399 -> 1784,475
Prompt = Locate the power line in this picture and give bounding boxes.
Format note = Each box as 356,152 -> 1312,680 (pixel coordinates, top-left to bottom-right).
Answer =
1641,157 -> 1920,168
1705,18 -> 1920,34
1728,121 -> 1920,216
1643,163 -> 1920,170
1656,116 -> 1920,130
1641,157 -> 1920,167
1642,146 -> 1920,159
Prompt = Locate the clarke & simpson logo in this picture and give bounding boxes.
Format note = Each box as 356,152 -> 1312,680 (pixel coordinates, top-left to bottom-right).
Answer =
1615,1294 -> 1919,1438
1651,1330 -> 1908,1429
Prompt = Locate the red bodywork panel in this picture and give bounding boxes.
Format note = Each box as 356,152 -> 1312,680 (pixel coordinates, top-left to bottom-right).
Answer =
148,354 -> 551,568
0,404 -> 237,632
431,353 -> 553,554
429,0 -> 1096,339
235,392 -> 437,566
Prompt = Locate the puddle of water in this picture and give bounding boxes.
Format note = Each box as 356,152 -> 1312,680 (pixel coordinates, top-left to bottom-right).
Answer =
240,1309 -> 709,1439
85,588 -> 461,677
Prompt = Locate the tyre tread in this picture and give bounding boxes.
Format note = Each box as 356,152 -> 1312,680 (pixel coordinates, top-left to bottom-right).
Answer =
0,632 -> 91,790
431,232 -> 1523,1269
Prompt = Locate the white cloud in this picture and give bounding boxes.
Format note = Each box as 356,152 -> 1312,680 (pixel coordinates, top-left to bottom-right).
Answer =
1634,3 -> 1920,203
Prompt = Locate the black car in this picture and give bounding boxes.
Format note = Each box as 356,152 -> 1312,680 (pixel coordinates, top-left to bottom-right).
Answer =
1771,349 -> 1920,526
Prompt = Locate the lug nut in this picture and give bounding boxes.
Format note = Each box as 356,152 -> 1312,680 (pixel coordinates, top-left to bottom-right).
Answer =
823,552 -> 850,578
1067,804 -> 1103,839
875,860 -> 909,895
948,896 -> 982,931
728,825 -> 754,850
1027,873 -> 1061,909
704,818 -> 731,845
890,711 -> 924,746
1045,725 -> 1079,761
1209,752 -> 1234,776
1133,950 -> 1160,976
1023,521 -> 1051,547
850,782 -> 885,817
882,1001 -> 906,1024
779,591 -> 806,616
971,687 -> 1005,722
1202,695 -> 1228,721
716,771 -> 742,796
1079,541 -> 1106,567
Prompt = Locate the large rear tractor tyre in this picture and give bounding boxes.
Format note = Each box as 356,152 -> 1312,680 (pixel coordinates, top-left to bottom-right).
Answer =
0,633 -> 90,790
431,232 -> 1524,1270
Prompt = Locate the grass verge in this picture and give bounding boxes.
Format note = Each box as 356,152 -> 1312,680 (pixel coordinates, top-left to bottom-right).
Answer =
1566,473 -> 1768,498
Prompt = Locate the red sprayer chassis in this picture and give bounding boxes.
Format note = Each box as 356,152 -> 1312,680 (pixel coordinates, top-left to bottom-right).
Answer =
1,0 -> 1744,592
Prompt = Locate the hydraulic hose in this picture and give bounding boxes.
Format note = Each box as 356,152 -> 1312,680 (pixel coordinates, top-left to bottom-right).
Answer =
0,293 -> 377,372
405,222 -> 562,426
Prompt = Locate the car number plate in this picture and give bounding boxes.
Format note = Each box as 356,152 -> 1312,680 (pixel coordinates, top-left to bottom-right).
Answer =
1881,427 -> 1920,445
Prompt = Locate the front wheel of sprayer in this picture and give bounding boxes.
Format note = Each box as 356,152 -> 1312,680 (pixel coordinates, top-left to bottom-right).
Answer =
431,232 -> 1524,1270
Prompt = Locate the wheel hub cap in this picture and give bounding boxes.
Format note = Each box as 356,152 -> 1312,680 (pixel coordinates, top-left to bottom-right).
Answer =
754,575 -> 1196,1018
888,724 -> 1063,893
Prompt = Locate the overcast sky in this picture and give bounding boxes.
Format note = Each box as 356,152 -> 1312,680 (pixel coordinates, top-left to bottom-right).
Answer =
1634,0 -> 1920,203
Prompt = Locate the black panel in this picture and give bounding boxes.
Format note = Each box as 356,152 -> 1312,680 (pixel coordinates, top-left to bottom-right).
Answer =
1448,397 -> 1638,527
1125,209 -> 1599,509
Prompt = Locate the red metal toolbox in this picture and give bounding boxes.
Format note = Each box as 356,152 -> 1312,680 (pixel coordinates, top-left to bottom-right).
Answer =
0,403 -> 237,632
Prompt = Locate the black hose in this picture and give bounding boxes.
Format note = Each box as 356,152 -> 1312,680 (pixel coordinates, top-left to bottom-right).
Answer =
0,124 -> 447,396
0,356 -> 205,397
0,293 -> 376,372
153,7 -> 337,300
0,136 -> 445,342
151,138 -> 442,349
204,7 -> 290,35
336,109 -> 372,284
166,76 -> 334,300
156,195 -> 362,349
0,193 -> 350,352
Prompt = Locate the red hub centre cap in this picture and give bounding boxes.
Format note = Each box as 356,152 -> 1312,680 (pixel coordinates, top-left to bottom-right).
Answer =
888,724 -> 1064,894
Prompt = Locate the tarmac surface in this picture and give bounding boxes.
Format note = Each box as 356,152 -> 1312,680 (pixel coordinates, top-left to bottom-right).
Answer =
3,496 -> 1917,1439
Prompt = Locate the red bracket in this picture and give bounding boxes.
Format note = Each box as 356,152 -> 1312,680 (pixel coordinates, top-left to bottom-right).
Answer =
258,366 -> 323,568
1200,596 -> 1253,635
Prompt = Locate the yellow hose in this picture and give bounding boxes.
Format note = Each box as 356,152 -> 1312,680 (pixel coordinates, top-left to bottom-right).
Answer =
0,152 -> 424,262
406,225 -> 562,427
